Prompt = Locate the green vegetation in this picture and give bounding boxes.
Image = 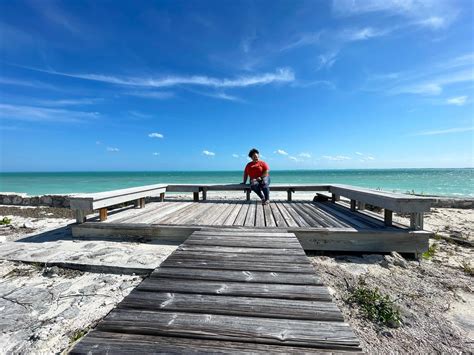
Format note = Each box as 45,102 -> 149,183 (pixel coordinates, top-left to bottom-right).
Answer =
422,243 -> 438,259
70,329 -> 88,343
348,279 -> 402,328
0,217 -> 12,225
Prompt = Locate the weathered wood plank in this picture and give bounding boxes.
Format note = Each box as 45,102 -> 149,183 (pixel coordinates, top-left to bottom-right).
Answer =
170,250 -> 309,264
255,202 -> 265,227
269,202 -> 287,227
263,204 -> 276,227
160,259 -> 315,273
191,230 -> 295,238
280,202 -> 311,227
183,238 -> 303,249
98,310 -> 359,350
151,267 -> 321,285
244,201 -> 256,227
273,201 -> 299,227
233,201 -> 250,226
71,331 -> 361,354
223,202 -> 243,226
119,291 -> 343,321
177,244 -> 306,256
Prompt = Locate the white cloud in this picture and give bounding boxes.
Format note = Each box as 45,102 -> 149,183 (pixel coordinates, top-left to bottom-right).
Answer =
275,149 -> 288,156
23,66 -> 295,89
0,77 -> 58,90
280,32 -> 322,52
196,91 -> 243,102
417,16 -> 446,29
298,152 -> 312,158
152,152 -> 160,156
446,96 -> 468,106
367,156 -> 375,160
107,147 -> 119,152
0,103 -> 99,123
341,27 -> 390,41
355,152 -> 364,156
232,154 -> 240,158
148,132 -> 164,138
126,91 -> 175,99
322,155 -> 351,161
289,156 -> 299,162
202,150 -> 215,156
413,127 -> 474,136
129,111 -> 152,119
317,52 -> 338,70
34,98 -> 101,107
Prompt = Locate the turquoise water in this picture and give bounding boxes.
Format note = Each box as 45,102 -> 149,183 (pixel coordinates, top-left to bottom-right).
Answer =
0,169 -> 472,197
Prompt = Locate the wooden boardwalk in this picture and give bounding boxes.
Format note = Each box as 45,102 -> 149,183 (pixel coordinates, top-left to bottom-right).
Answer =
101,199 -> 399,230
71,229 -> 361,353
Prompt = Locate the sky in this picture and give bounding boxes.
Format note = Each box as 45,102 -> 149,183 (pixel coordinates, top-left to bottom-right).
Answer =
0,0 -> 473,172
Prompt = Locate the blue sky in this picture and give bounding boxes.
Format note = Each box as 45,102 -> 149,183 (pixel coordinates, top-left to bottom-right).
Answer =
0,0 -> 473,172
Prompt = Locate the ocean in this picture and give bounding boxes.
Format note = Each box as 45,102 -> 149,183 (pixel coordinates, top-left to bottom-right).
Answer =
0,169 -> 472,197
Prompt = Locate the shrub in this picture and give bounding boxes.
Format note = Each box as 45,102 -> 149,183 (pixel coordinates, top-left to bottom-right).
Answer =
0,217 -> 12,225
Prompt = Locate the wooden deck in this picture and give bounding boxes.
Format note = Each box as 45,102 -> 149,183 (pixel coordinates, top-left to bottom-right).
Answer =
70,229 -> 361,353
73,199 -> 431,254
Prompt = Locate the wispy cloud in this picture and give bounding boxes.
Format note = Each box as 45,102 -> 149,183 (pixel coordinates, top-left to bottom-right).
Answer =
152,152 -> 160,156
148,132 -> 164,138
317,51 -> 338,70
275,149 -> 288,156
232,154 -> 240,158
106,147 -> 119,152
22,66 -> 295,89
298,152 -> 312,158
0,103 -> 99,123
34,98 -> 102,107
128,111 -> 152,119
340,27 -> 390,42
280,32 -> 322,52
202,150 -> 215,156
413,127 -> 474,136
0,77 -> 58,90
446,96 -> 468,106
322,155 -> 351,161
289,156 -> 299,162
126,91 -> 175,100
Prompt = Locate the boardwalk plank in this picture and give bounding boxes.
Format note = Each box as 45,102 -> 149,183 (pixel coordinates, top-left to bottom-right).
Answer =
263,204 -> 277,227
98,310 -> 359,350
177,245 -> 306,256
274,201 -> 299,227
233,202 -> 250,226
269,202 -> 288,227
255,203 -> 265,227
184,238 -> 302,249
119,291 -> 344,321
170,250 -> 309,263
150,267 -> 322,285
244,201 -> 256,227
223,203 -> 244,226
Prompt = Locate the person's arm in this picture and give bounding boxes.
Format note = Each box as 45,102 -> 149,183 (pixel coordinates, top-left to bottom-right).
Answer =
242,172 -> 248,184
258,162 -> 269,180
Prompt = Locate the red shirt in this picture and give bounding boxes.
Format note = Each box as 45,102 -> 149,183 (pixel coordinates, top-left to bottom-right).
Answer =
245,160 -> 270,180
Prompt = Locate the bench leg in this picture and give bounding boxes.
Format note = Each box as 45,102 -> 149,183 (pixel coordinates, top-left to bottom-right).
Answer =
99,208 -> 108,221
350,199 -> 356,211
193,192 -> 199,202
384,209 -> 393,226
246,189 -> 250,201
331,193 -> 340,202
357,201 -> 366,210
287,190 -> 292,201
159,192 -> 165,202
410,212 -> 424,230
75,210 -> 86,224
202,189 -> 207,201
140,198 -> 145,208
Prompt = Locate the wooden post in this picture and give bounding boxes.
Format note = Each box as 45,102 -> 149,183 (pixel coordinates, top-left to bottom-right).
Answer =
384,209 -> 393,226
75,210 -> 86,224
193,192 -> 199,202
410,212 -> 424,230
202,188 -> 207,201
246,189 -> 251,201
139,198 -> 145,208
99,208 -> 108,221
331,193 -> 340,202
350,199 -> 356,211
357,201 -> 366,210
159,192 -> 165,202
134,199 -> 140,208
287,189 -> 292,201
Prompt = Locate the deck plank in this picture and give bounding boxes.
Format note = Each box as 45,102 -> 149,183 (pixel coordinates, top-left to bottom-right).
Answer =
233,201 -> 250,226
244,201 -> 257,227
274,200 -> 299,227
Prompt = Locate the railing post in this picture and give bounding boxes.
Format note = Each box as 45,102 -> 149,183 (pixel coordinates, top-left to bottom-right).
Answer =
410,212 -> 424,230
99,208 -> 108,221
350,199 -> 356,211
246,189 -> 251,201
384,209 -> 393,226
357,201 -> 365,210
159,192 -> 165,202
331,193 -> 340,202
193,192 -> 199,202
75,210 -> 86,224
139,198 -> 145,208
287,189 -> 293,201
202,188 -> 207,201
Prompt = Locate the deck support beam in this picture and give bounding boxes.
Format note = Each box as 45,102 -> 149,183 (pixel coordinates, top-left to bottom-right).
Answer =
350,199 -> 356,211
193,192 -> 200,202
99,208 -> 108,221
410,212 -> 424,230
331,193 -> 340,203
384,209 -> 393,226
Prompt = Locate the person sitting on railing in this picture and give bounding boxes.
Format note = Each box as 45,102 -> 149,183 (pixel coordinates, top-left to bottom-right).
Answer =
242,148 -> 271,205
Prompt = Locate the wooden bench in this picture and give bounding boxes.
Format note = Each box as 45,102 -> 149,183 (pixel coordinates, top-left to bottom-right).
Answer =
70,184 -> 167,223
328,184 -> 435,230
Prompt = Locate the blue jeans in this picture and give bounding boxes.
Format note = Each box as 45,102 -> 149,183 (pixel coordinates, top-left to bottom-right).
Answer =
250,176 -> 270,200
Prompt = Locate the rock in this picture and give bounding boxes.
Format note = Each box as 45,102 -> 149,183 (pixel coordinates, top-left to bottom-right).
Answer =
22,222 -> 35,229
384,251 -> 409,269
42,266 -> 60,278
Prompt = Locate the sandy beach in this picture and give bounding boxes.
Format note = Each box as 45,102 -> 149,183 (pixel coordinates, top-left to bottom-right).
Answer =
0,193 -> 472,353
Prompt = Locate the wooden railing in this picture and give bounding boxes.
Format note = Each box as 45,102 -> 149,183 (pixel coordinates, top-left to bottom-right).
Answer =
70,183 -> 434,229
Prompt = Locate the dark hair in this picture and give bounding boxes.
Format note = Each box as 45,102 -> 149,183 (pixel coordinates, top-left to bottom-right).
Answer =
248,148 -> 259,158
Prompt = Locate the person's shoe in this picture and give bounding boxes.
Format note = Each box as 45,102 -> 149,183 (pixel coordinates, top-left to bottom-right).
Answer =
264,199 -> 270,205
